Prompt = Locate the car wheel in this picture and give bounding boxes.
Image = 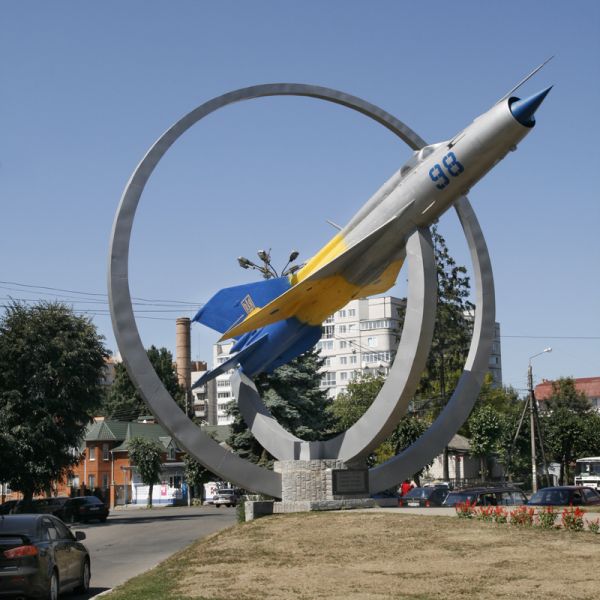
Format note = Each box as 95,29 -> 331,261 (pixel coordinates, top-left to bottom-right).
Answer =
48,570 -> 59,600
75,559 -> 91,593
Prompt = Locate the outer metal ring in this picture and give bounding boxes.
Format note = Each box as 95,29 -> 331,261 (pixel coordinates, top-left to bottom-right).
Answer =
108,84 -> 494,498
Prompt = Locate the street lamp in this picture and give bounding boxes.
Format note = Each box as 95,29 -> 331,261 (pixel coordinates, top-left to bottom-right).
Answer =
528,347 -> 552,493
236,249 -> 301,279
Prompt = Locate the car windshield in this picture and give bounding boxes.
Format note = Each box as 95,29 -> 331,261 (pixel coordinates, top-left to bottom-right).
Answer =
529,489 -> 570,504
444,492 -> 476,506
404,488 -> 433,499
0,516 -> 39,536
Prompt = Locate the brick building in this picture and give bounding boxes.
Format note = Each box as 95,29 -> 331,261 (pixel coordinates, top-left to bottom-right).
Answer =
535,376 -> 600,412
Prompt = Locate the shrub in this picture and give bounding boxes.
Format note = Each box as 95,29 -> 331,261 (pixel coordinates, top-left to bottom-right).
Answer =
561,507 -> 585,532
588,518 -> 600,534
475,506 -> 494,522
492,506 -> 508,524
455,500 -> 475,519
510,505 -> 535,527
537,506 -> 558,529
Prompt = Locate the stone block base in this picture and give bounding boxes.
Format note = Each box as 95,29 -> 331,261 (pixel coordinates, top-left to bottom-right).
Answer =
244,498 -> 376,521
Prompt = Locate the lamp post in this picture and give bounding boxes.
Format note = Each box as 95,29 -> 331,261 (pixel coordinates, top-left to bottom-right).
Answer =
528,347 -> 552,493
237,249 -> 301,280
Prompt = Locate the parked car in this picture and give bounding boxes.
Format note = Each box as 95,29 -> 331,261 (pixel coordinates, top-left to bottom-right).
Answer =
213,489 -> 238,508
527,486 -> 600,507
31,497 -> 70,517
399,486 -> 448,507
443,486 -> 528,507
0,500 -> 22,515
54,496 -> 109,523
0,513 -> 90,599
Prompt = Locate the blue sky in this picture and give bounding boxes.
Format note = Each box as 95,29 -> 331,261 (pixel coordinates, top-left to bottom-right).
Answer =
1,1 -> 598,394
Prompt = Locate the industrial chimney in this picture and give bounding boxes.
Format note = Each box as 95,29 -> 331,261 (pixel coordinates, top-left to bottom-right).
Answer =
176,317 -> 192,416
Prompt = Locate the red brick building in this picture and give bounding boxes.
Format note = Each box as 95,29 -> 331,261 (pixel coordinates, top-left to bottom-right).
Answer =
535,377 -> 600,412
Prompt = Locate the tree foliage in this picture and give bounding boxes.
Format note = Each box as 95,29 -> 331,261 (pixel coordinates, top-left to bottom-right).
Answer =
468,405 -> 506,481
543,377 -> 590,415
330,373 -> 431,477
103,345 -> 185,421
183,455 -> 213,500
228,349 -> 333,465
419,225 -> 474,402
0,301 -> 108,503
128,436 -> 163,507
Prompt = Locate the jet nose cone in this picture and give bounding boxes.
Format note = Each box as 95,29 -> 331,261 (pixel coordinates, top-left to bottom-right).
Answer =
510,86 -> 553,127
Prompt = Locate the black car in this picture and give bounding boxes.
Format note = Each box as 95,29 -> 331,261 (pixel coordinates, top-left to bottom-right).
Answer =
399,486 -> 448,507
31,497 -> 70,517
54,496 -> 109,523
527,486 -> 600,507
443,486 -> 528,507
0,514 -> 90,599
0,501 -> 22,515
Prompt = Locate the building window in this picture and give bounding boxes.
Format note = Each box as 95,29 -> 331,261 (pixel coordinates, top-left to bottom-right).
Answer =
316,340 -> 334,351
324,357 -> 332,366
217,380 -> 230,388
338,325 -> 347,334
360,319 -> 393,331
348,323 -> 357,332
339,340 -> 347,349
320,372 -> 336,387
89,446 -> 96,461
88,475 -> 95,489
340,372 -> 348,381
102,473 -> 109,489
102,444 -> 109,461
168,446 -> 176,461
322,325 -> 335,339
348,308 -> 356,317
339,356 -> 347,365
217,392 -> 231,399
338,310 -> 346,318
367,336 -> 378,348
349,355 -> 358,365
363,351 -> 392,364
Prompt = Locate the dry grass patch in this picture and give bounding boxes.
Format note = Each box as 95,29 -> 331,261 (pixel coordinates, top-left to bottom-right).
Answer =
106,511 -> 600,600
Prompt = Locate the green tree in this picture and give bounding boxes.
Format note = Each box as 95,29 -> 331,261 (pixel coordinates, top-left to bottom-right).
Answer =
418,225 -> 474,403
543,377 -> 590,415
330,373 -> 384,431
103,345 -> 185,420
0,301 -> 108,505
543,407 -> 588,485
331,373 -> 431,477
228,349 -> 332,465
468,405 -> 506,481
184,454 -> 214,501
128,436 -> 163,507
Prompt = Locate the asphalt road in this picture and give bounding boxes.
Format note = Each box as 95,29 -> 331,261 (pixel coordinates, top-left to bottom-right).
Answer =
68,505 -> 237,599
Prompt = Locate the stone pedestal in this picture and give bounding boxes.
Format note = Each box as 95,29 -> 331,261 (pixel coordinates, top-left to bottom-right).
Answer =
272,459 -> 374,515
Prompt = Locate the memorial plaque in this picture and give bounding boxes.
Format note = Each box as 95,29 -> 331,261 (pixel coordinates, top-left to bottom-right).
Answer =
332,469 -> 369,495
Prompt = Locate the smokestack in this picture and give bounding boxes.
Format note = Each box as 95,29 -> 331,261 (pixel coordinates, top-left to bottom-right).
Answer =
176,317 -> 192,415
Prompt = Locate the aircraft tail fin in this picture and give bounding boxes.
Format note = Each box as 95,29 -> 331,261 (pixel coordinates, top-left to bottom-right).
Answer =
193,277 -> 291,334
191,333 -> 269,388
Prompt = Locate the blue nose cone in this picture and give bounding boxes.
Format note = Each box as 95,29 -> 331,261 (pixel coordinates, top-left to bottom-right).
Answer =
510,86 -> 552,127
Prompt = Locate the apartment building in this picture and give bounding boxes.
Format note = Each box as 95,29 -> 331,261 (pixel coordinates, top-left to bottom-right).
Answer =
210,295 -> 503,408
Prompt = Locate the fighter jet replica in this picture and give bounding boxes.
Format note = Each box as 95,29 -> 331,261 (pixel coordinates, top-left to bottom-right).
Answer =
192,68 -> 551,388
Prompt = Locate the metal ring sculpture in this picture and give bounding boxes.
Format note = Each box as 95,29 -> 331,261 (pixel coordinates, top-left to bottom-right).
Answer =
108,84 -> 495,498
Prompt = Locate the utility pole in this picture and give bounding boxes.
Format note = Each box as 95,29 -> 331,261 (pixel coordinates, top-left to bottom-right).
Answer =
528,362 -> 538,493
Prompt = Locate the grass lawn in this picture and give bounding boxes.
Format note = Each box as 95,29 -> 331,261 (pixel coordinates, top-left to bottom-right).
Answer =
101,511 -> 599,600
